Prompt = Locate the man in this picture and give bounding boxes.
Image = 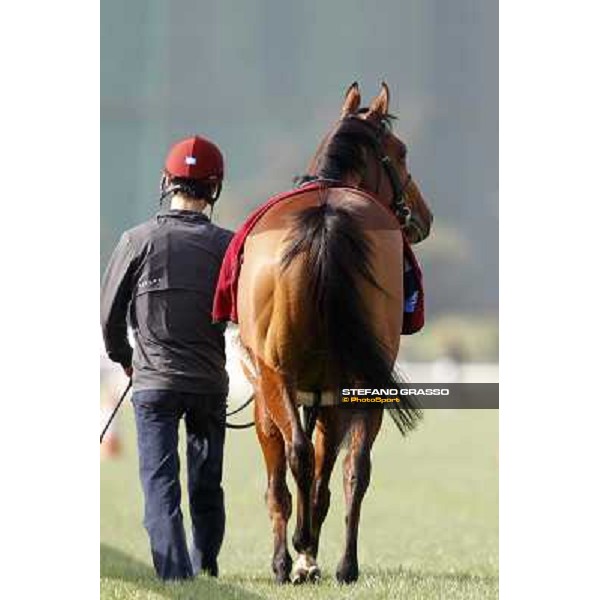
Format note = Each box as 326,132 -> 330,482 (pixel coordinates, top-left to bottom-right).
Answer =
101,136 -> 233,580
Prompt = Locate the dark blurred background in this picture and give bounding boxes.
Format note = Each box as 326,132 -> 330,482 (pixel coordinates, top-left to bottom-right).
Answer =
101,0 -> 498,362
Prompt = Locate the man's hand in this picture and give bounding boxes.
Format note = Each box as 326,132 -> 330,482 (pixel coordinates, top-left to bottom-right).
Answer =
123,365 -> 133,378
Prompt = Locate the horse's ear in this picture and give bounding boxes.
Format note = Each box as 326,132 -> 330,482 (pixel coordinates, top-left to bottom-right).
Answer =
341,82 -> 361,116
368,81 -> 390,116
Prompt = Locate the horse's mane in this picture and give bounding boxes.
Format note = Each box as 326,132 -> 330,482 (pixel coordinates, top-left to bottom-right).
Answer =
312,111 -> 396,183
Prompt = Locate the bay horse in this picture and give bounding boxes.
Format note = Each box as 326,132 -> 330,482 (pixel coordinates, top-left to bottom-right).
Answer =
236,82 -> 433,584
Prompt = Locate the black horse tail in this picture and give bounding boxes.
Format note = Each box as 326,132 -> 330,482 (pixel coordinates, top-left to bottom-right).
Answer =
280,200 -> 422,436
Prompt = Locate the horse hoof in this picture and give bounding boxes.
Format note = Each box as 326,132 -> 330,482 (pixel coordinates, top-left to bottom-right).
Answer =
274,572 -> 290,585
307,564 -> 321,583
272,553 -> 292,584
335,561 -> 359,584
291,554 -> 320,585
291,570 -> 306,585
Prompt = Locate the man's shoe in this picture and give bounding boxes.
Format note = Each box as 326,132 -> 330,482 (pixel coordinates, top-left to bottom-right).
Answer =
190,545 -> 218,578
201,562 -> 218,578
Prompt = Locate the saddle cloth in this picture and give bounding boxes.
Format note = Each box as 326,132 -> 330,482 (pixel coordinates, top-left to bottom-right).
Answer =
212,183 -> 424,334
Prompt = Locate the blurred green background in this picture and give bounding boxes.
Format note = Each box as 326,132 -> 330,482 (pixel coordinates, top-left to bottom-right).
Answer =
101,0 -> 498,363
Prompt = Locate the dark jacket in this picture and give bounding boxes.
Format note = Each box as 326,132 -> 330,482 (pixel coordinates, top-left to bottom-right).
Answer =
101,210 -> 234,394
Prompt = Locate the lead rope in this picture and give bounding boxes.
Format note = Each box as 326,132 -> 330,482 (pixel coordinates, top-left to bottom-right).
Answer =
225,394 -> 255,429
100,379 -> 132,444
99,380 -> 254,442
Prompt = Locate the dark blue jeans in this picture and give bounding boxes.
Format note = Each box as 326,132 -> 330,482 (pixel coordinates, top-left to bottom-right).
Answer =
132,389 -> 226,580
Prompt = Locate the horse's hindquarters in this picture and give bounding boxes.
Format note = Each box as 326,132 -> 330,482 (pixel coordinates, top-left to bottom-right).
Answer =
237,188 -> 405,388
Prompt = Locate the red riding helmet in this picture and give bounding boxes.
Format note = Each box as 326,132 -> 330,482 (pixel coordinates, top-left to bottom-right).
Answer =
164,135 -> 224,181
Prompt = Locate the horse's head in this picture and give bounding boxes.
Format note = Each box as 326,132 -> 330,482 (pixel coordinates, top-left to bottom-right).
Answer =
306,82 -> 433,243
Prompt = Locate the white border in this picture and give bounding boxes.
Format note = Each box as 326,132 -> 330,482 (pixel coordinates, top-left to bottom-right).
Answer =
0,1 -> 99,597
500,1 -> 600,597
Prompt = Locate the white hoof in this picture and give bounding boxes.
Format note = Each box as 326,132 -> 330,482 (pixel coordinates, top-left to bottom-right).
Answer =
291,553 -> 321,584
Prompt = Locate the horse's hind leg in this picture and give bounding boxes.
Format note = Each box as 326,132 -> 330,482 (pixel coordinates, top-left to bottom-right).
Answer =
255,358 -> 318,583
336,409 -> 383,584
254,400 -> 292,584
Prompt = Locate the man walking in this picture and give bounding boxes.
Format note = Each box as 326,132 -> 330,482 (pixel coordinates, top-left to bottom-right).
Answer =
101,136 -> 233,580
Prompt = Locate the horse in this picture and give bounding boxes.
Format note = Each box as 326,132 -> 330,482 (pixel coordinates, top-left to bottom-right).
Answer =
236,82 -> 433,584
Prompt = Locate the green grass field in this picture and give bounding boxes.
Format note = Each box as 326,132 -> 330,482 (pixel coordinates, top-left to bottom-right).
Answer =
101,406 -> 498,599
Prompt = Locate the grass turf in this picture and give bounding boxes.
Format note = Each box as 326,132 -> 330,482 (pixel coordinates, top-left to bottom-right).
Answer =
101,406 -> 498,599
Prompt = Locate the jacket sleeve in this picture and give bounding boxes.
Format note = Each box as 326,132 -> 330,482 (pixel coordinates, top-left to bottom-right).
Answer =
100,232 -> 137,368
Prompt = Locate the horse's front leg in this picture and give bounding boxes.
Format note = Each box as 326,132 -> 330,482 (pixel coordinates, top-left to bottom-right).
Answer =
310,408 -> 345,558
336,410 -> 382,584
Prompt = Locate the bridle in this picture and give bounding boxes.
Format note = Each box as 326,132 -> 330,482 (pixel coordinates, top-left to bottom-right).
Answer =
299,115 -> 413,229
380,155 -> 412,225
346,114 -> 413,227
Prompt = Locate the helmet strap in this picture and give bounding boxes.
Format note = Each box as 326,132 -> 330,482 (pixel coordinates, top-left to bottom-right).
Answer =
159,173 -> 222,212
208,180 -> 222,205
158,173 -> 182,207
